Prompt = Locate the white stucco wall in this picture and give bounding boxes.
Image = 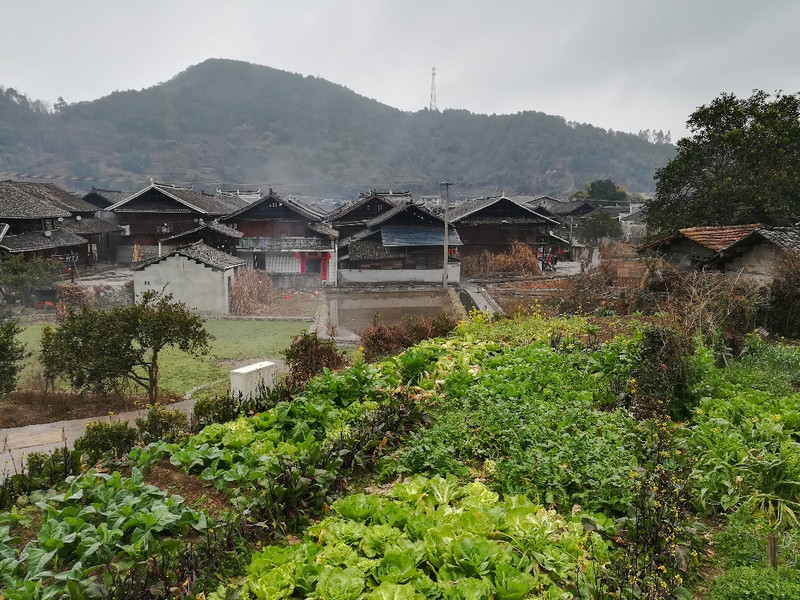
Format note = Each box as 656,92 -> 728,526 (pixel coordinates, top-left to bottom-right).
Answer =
230,361 -> 277,398
338,263 -> 461,285
133,255 -> 236,313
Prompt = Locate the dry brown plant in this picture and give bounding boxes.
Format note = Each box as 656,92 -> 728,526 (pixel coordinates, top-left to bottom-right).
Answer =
229,270 -> 275,314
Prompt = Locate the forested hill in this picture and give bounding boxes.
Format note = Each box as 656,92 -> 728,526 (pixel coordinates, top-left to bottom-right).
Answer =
0,58 -> 675,197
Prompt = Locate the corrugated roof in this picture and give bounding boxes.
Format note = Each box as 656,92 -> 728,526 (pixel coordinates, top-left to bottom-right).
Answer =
0,228 -> 87,252
132,241 -> 245,271
381,225 -> 462,247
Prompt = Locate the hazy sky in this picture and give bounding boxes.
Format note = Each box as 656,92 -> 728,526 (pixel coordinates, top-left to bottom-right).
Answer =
3,1 -> 799,141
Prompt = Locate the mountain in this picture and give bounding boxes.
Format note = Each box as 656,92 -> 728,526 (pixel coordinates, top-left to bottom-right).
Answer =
0,58 -> 675,197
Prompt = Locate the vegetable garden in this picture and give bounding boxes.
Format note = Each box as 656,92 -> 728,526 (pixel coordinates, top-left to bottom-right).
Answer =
2,310 -> 800,599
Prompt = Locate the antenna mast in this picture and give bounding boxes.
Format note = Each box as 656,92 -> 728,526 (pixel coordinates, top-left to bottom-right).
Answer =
430,66 -> 437,111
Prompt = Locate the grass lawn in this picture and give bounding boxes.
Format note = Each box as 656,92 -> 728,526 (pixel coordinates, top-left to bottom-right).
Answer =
14,319 -> 310,397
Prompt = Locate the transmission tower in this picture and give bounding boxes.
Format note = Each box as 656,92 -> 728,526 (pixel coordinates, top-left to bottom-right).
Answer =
430,66 -> 437,111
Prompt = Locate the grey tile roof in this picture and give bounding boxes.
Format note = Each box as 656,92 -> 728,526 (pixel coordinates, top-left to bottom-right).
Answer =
0,180 -> 72,219
0,228 -> 88,252
109,183 -> 240,215
84,188 -> 134,208
756,227 -> 800,251
132,241 -> 245,271
223,191 -> 323,222
381,225 -> 462,247
449,195 -> 560,226
326,192 -> 404,221
348,239 -> 407,261
159,220 -> 244,243
60,216 -> 124,236
308,221 -> 339,239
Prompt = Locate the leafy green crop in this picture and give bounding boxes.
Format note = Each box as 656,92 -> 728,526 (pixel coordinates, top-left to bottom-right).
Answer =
224,475 -> 611,599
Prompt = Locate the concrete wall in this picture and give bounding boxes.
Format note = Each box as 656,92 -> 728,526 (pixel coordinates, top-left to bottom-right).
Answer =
659,240 -> 716,270
230,361 -> 277,398
338,263 -> 460,286
724,241 -> 780,283
133,255 -> 236,313
270,273 -> 322,289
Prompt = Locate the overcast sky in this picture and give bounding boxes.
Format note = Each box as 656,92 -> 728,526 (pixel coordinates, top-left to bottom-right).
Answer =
3,1 -> 799,141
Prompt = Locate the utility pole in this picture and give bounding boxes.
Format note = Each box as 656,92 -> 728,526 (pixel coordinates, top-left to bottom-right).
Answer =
430,67 -> 437,111
440,181 -> 452,288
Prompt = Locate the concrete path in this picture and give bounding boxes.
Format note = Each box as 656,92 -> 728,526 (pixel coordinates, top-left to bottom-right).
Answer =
0,397 -> 197,474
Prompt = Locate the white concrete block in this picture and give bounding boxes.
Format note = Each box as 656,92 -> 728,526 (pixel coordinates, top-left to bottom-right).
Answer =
230,360 -> 277,399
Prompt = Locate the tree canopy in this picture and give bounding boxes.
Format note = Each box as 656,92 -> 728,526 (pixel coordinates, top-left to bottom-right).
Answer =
647,90 -> 800,235
0,254 -> 61,306
0,319 -> 27,396
40,291 -> 211,403
579,209 -> 623,244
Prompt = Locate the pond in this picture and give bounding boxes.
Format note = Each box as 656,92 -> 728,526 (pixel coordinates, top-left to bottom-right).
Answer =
327,290 -> 458,340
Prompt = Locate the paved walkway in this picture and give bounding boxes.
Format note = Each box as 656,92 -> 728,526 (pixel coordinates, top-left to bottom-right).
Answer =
0,397 -> 197,474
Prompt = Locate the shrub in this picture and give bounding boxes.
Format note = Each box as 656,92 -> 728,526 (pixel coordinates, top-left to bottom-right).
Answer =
74,421 -> 139,464
766,252 -> 800,338
192,379 -> 295,430
55,283 -> 95,320
0,446 -> 82,510
135,403 -> 189,444
708,566 -> 800,600
282,330 -> 347,388
630,324 -> 693,418
360,312 -> 458,363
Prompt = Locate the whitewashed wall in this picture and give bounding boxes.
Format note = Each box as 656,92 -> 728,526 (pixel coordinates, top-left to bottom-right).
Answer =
133,255 -> 235,313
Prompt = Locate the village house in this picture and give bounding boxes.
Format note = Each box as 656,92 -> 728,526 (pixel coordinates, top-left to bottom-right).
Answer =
0,181 -> 99,266
337,199 -> 461,285
638,224 -> 760,270
448,194 -> 561,258
132,241 -> 245,314
158,219 -> 243,255
220,189 -> 338,287
326,190 -> 413,240
712,226 -> 800,283
105,182 -> 247,263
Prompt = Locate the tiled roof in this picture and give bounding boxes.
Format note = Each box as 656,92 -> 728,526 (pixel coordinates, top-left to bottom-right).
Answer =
756,227 -> 800,251
0,228 -> 88,252
84,188 -> 133,208
675,224 -> 760,252
381,225 -> 462,247
108,183 -> 240,215
640,224 -> 761,253
0,180 -> 72,219
326,192 -> 404,221
223,191 -> 323,222
60,216 -> 123,236
721,226 -> 800,256
159,220 -> 244,243
449,195 -> 560,226
348,239 -> 406,261
308,221 -> 339,239
132,241 -> 245,271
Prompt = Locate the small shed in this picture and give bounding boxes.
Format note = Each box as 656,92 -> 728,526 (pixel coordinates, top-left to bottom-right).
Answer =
714,227 -> 800,283
132,241 -> 245,314
638,224 -> 760,270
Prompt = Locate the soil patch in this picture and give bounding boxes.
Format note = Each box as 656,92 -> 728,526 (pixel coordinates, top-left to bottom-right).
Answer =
0,390 -> 148,429
144,460 -> 232,516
